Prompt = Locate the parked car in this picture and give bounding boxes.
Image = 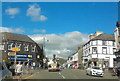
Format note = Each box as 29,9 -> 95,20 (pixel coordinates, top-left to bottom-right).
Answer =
116,62 -> 120,76
0,60 -> 12,80
86,66 -> 104,77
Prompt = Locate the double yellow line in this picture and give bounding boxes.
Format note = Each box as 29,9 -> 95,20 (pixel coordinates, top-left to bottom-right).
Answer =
24,73 -> 35,79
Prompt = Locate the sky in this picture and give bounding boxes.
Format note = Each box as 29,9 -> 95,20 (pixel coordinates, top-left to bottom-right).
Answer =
1,2 -> 119,59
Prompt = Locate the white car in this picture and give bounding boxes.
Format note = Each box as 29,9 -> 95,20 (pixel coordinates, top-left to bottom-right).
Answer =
86,66 -> 104,77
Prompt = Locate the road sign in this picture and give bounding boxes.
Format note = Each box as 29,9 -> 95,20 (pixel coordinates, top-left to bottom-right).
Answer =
37,55 -> 40,58
12,47 -> 19,51
8,52 -> 15,56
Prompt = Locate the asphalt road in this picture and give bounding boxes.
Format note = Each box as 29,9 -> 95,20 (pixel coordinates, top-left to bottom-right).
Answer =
24,69 -> 118,79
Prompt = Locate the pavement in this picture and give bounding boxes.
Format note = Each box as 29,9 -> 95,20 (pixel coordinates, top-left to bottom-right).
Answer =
15,68 -> 119,79
13,68 -> 41,79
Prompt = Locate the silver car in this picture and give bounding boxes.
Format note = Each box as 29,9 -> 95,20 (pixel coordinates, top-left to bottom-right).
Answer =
0,60 -> 12,81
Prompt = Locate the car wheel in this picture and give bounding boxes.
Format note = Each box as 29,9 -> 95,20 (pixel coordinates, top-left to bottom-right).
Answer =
86,71 -> 88,75
90,71 -> 92,76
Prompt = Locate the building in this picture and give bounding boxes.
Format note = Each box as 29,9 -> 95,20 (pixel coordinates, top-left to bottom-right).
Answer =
82,31 -> 116,68
0,32 -> 44,65
114,21 -> 120,66
67,52 -> 78,68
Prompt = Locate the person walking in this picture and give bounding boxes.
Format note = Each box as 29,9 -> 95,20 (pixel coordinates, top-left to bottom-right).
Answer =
15,61 -> 23,80
103,63 -> 106,72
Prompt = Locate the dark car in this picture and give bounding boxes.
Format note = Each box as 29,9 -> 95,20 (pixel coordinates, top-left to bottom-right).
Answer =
0,60 -> 12,80
116,62 -> 120,76
117,67 -> 120,76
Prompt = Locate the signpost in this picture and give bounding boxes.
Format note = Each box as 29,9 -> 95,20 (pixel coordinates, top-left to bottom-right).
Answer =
12,47 -> 19,67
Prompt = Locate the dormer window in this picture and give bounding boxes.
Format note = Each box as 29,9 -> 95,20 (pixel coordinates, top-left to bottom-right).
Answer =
24,44 -> 29,51
8,42 -> 13,50
102,41 -> 107,46
31,45 -> 36,52
15,43 -> 21,51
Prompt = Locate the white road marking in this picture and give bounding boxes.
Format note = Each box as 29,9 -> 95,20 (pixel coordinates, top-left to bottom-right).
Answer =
59,72 -> 66,79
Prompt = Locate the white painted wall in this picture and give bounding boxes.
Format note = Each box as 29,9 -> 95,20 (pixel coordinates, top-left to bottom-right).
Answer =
83,40 -> 116,68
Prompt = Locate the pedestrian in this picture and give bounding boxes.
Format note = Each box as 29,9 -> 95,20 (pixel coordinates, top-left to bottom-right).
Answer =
103,63 -> 106,72
15,61 -> 23,80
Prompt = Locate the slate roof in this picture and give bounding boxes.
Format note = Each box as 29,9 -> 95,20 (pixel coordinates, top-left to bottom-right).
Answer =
91,34 -> 115,41
0,32 -> 35,43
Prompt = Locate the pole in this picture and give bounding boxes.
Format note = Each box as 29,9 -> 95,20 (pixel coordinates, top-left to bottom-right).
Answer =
14,51 -> 17,67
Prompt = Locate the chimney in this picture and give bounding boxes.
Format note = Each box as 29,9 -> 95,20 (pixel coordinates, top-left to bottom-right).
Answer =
116,21 -> 120,35
95,31 -> 103,36
89,34 -> 95,40
114,28 -> 119,51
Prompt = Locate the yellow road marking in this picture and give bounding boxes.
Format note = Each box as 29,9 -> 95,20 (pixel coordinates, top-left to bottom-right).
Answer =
24,74 -> 35,79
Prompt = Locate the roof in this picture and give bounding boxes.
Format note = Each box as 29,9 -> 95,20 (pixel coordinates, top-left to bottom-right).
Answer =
91,34 -> 115,41
0,32 -> 35,43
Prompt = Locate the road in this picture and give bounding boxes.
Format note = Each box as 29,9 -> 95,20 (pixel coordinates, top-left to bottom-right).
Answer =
23,69 -> 118,79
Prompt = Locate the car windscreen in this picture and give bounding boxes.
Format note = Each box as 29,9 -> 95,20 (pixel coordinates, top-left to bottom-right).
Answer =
92,67 -> 101,70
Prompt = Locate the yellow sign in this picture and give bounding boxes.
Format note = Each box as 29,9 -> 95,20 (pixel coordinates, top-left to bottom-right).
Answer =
12,48 -> 19,51
8,52 -> 15,56
28,55 -> 32,58
37,55 -> 40,58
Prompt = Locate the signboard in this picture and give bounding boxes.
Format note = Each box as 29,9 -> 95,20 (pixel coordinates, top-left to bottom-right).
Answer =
8,52 -> 15,56
37,55 -> 40,58
12,47 -> 19,51
0,45 -> 4,50
8,52 -> 33,58
10,58 -> 33,61
51,63 -> 57,66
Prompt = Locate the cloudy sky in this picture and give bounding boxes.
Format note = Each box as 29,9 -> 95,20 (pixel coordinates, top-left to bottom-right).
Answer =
1,2 -> 118,59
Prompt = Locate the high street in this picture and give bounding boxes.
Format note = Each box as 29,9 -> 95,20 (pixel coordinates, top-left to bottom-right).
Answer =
22,69 -> 118,79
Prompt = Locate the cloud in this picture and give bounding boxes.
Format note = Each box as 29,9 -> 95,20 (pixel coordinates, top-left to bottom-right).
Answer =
5,8 -> 19,18
33,29 -> 46,33
26,4 -> 47,21
29,31 -> 89,59
41,29 -> 46,33
0,27 -> 24,33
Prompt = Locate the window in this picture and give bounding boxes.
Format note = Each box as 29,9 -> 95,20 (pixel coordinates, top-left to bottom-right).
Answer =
102,41 -> 107,46
92,47 -> 97,54
8,42 -> 13,50
24,44 -> 29,51
102,47 -> 107,54
15,43 -> 21,51
89,49 -> 90,53
92,40 -> 97,45
113,48 -> 117,53
113,42 -> 115,46
31,45 -> 36,52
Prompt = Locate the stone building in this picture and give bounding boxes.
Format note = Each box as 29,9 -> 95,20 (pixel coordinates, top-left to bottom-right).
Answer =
0,32 -> 44,65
